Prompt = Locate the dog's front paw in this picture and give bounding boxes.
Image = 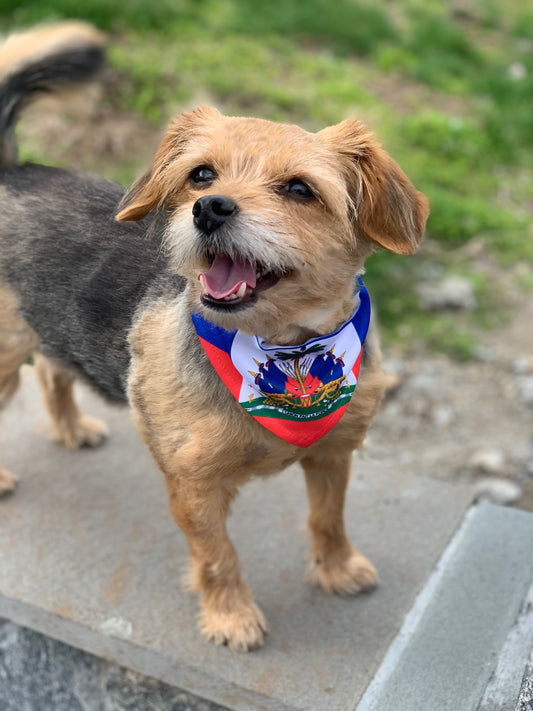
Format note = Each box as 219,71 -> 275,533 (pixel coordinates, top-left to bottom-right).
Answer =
309,548 -> 378,596
52,414 -> 109,450
200,598 -> 268,652
0,466 -> 19,496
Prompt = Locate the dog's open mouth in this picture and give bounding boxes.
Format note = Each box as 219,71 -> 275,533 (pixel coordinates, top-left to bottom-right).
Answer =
198,254 -> 283,311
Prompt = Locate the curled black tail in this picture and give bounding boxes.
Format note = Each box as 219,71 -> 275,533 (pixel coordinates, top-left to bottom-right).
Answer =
0,22 -> 105,168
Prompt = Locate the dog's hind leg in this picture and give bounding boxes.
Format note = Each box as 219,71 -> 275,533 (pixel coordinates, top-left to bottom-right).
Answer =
0,288 -> 39,494
34,354 -> 109,450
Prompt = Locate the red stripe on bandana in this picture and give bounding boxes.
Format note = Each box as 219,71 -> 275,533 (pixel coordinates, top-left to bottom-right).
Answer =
198,336 -> 243,398
254,403 -> 349,448
352,349 -> 362,378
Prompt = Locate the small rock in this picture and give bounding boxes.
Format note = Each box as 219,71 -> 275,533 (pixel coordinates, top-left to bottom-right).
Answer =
432,406 -> 454,428
397,451 -> 415,465
100,616 -> 133,639
473,477 -> 522,506
508,61 -> 527,81
473,346 -> 495,363
469,448 -> 506,475
511,441 -> 533,462
512,357 -> 533,375
417,275 -> 475,311
517,376 -> 533,407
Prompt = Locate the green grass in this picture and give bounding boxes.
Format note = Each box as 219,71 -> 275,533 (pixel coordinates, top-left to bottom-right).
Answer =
1,0 -> 531,356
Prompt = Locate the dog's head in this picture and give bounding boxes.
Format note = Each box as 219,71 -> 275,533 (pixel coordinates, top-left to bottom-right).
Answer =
117,107 -> 428,343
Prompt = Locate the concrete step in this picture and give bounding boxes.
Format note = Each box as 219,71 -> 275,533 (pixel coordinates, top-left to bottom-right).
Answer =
0,367 -> 489,710
0,618 -> 229,711
357,502 -> 533,711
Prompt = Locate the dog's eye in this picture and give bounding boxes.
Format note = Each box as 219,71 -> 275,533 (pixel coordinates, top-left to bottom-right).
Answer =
190,166 -> 217,185
285,179 -> 315,201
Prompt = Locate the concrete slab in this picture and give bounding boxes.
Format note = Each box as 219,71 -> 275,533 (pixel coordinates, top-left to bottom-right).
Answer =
356,503 -> 533,711
0,367 -> 474,711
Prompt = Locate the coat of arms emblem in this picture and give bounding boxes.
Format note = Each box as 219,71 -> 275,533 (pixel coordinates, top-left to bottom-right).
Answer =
248,344 -> 352,416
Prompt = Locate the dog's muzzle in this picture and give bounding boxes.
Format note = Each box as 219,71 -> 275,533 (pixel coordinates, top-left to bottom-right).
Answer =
193,194 -> 285,312
192,195 -> 238,235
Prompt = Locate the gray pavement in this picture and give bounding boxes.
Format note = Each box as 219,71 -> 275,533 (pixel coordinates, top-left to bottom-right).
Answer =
0,366 -> 497,710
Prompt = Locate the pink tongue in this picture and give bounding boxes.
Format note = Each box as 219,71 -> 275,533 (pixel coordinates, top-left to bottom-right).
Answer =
200,255 -> 257,299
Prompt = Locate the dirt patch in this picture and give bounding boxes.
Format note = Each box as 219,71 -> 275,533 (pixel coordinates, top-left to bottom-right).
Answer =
17,77 -> 163,180
370,291 -> 533,510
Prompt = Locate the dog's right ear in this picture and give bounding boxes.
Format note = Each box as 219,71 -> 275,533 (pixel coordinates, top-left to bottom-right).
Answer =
116,106 -> 222,222
318,119 -> 429,255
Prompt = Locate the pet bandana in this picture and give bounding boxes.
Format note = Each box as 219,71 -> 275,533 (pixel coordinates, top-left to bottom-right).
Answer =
192,281 -> 371,447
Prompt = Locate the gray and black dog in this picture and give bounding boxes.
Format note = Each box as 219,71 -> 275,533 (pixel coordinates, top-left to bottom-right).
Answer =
0,23 -> 178,412
0,23 -> 428,651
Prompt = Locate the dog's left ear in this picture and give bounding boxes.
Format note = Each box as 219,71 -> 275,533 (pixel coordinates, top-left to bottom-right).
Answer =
318,119 -> 429,255
116,106 -> 222,222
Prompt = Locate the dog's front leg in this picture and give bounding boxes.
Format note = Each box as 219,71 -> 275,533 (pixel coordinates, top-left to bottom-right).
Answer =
301,449 -> 378,595
162,452 -> 268,652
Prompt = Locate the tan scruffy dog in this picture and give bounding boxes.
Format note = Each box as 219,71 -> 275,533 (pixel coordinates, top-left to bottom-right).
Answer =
0,24 -> 428,651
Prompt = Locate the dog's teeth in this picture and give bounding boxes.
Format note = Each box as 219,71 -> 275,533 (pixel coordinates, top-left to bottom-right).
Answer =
236,282 -> 247,299
198,274 -> 209,297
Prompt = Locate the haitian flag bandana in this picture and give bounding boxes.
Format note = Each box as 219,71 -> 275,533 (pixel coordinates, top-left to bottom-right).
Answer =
192,281 -> 371,447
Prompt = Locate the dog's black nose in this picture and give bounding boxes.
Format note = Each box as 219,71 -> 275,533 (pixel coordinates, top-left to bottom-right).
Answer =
192,195 -> 238,235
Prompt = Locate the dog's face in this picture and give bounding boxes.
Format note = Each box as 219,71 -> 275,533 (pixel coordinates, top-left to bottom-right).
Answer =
117,108 -> 428,343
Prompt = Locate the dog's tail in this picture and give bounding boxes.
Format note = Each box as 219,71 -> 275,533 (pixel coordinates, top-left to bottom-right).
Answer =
0,21 -> 105,168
